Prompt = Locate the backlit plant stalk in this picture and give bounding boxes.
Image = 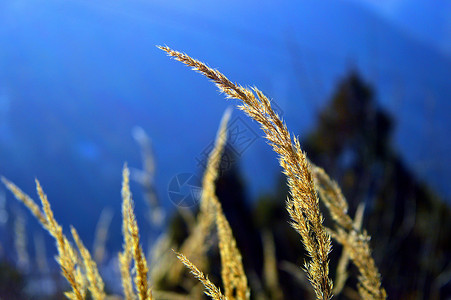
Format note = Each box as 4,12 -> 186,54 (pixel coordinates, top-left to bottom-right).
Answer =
159,45 -> 333,300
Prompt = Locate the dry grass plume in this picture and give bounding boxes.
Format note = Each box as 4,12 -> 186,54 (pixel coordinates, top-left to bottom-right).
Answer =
175,251 -> 227,300
313,165 -> 386,299
159,45 -> 333,300
121,164 -> 153,300
0,45 -> 389,300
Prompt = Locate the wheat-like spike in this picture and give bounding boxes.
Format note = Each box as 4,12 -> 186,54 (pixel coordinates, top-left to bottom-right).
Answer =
122,164 -> 153,300
120,165 -> 137,300
129,200 -> 152,300
333,203 -> 365,295
1,177 -> 49,229
214,203 -> 249,300
1,175 -> 88,297
175,251 -> 227,300
167,209 -> 214,283
200,108 -> 248,300
334,228 -> 386,300
312,166 -> 386,299
170,108 -> 248,299
35,179 -> 86,300
71,226 -> 106,300
159,45 -> 332,300
199,107 -> 248,300
168,108 -> 232,282
200,107 -> 232,211
312,166 -> 353,230
119,250 -> 135,300
3,177 -> 87,299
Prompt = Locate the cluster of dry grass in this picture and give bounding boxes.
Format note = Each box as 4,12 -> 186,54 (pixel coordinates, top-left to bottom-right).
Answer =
1,46 -> 385,300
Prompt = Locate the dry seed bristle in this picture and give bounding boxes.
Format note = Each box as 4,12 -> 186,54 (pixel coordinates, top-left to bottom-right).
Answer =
333,203 -> 365,295
175,251 -> 227,300
120,164 -> 137,300
2,177 -> 91,299
1,177 -> 48,229
201,108 -> 249,300
35,179 -> 86,300
71,226 -> 106,300
171,108 -> 248,299
215,205 -> 249,300
169,108 -> 232,282
121,164 -> 153,300
312,166 -> 353,230
313,165 -> 386,299
159,45 -> 332,300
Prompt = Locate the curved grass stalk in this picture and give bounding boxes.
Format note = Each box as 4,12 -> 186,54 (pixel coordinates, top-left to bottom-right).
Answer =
121,165 -> 153,300
313,165 -> 386,299
159,46 -> 332,300
2,178 -> 86,299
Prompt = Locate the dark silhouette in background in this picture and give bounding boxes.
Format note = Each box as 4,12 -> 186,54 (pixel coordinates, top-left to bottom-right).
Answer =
303,71 -> 451,299
252,71 -> 451,299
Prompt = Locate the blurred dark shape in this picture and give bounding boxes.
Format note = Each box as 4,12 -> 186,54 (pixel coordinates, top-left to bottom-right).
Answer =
246,71 -> 451,299
0,261 -> 25,299
302,71 -> 451,299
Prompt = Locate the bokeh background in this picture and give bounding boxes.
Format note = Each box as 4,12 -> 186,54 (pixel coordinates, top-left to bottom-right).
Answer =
1,0 -> 451,299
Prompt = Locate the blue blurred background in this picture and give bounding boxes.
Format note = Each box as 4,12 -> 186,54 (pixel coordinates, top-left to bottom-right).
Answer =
0,0 -> 450,280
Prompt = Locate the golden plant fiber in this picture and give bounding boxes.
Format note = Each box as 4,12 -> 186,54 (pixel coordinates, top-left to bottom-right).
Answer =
159,45 -> 333,300
214,204 -> 249,300
121,165 -> 153,300
333,203 -> 364,295
2,177 -> 91,299
200,108 -> 249,300
313,166 -> 386,299
173,108 -> 249,299
119,166 -> 136,300
35,179 -> 86,300
119,175 -> 136,300
71,226 -> 106,300
168,109 -> 232,282
0,45 -> 390,300
175,251 -> 227,300
312,166 -> 353,230
3,171 -> 155,299
1,177 -> 48,229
